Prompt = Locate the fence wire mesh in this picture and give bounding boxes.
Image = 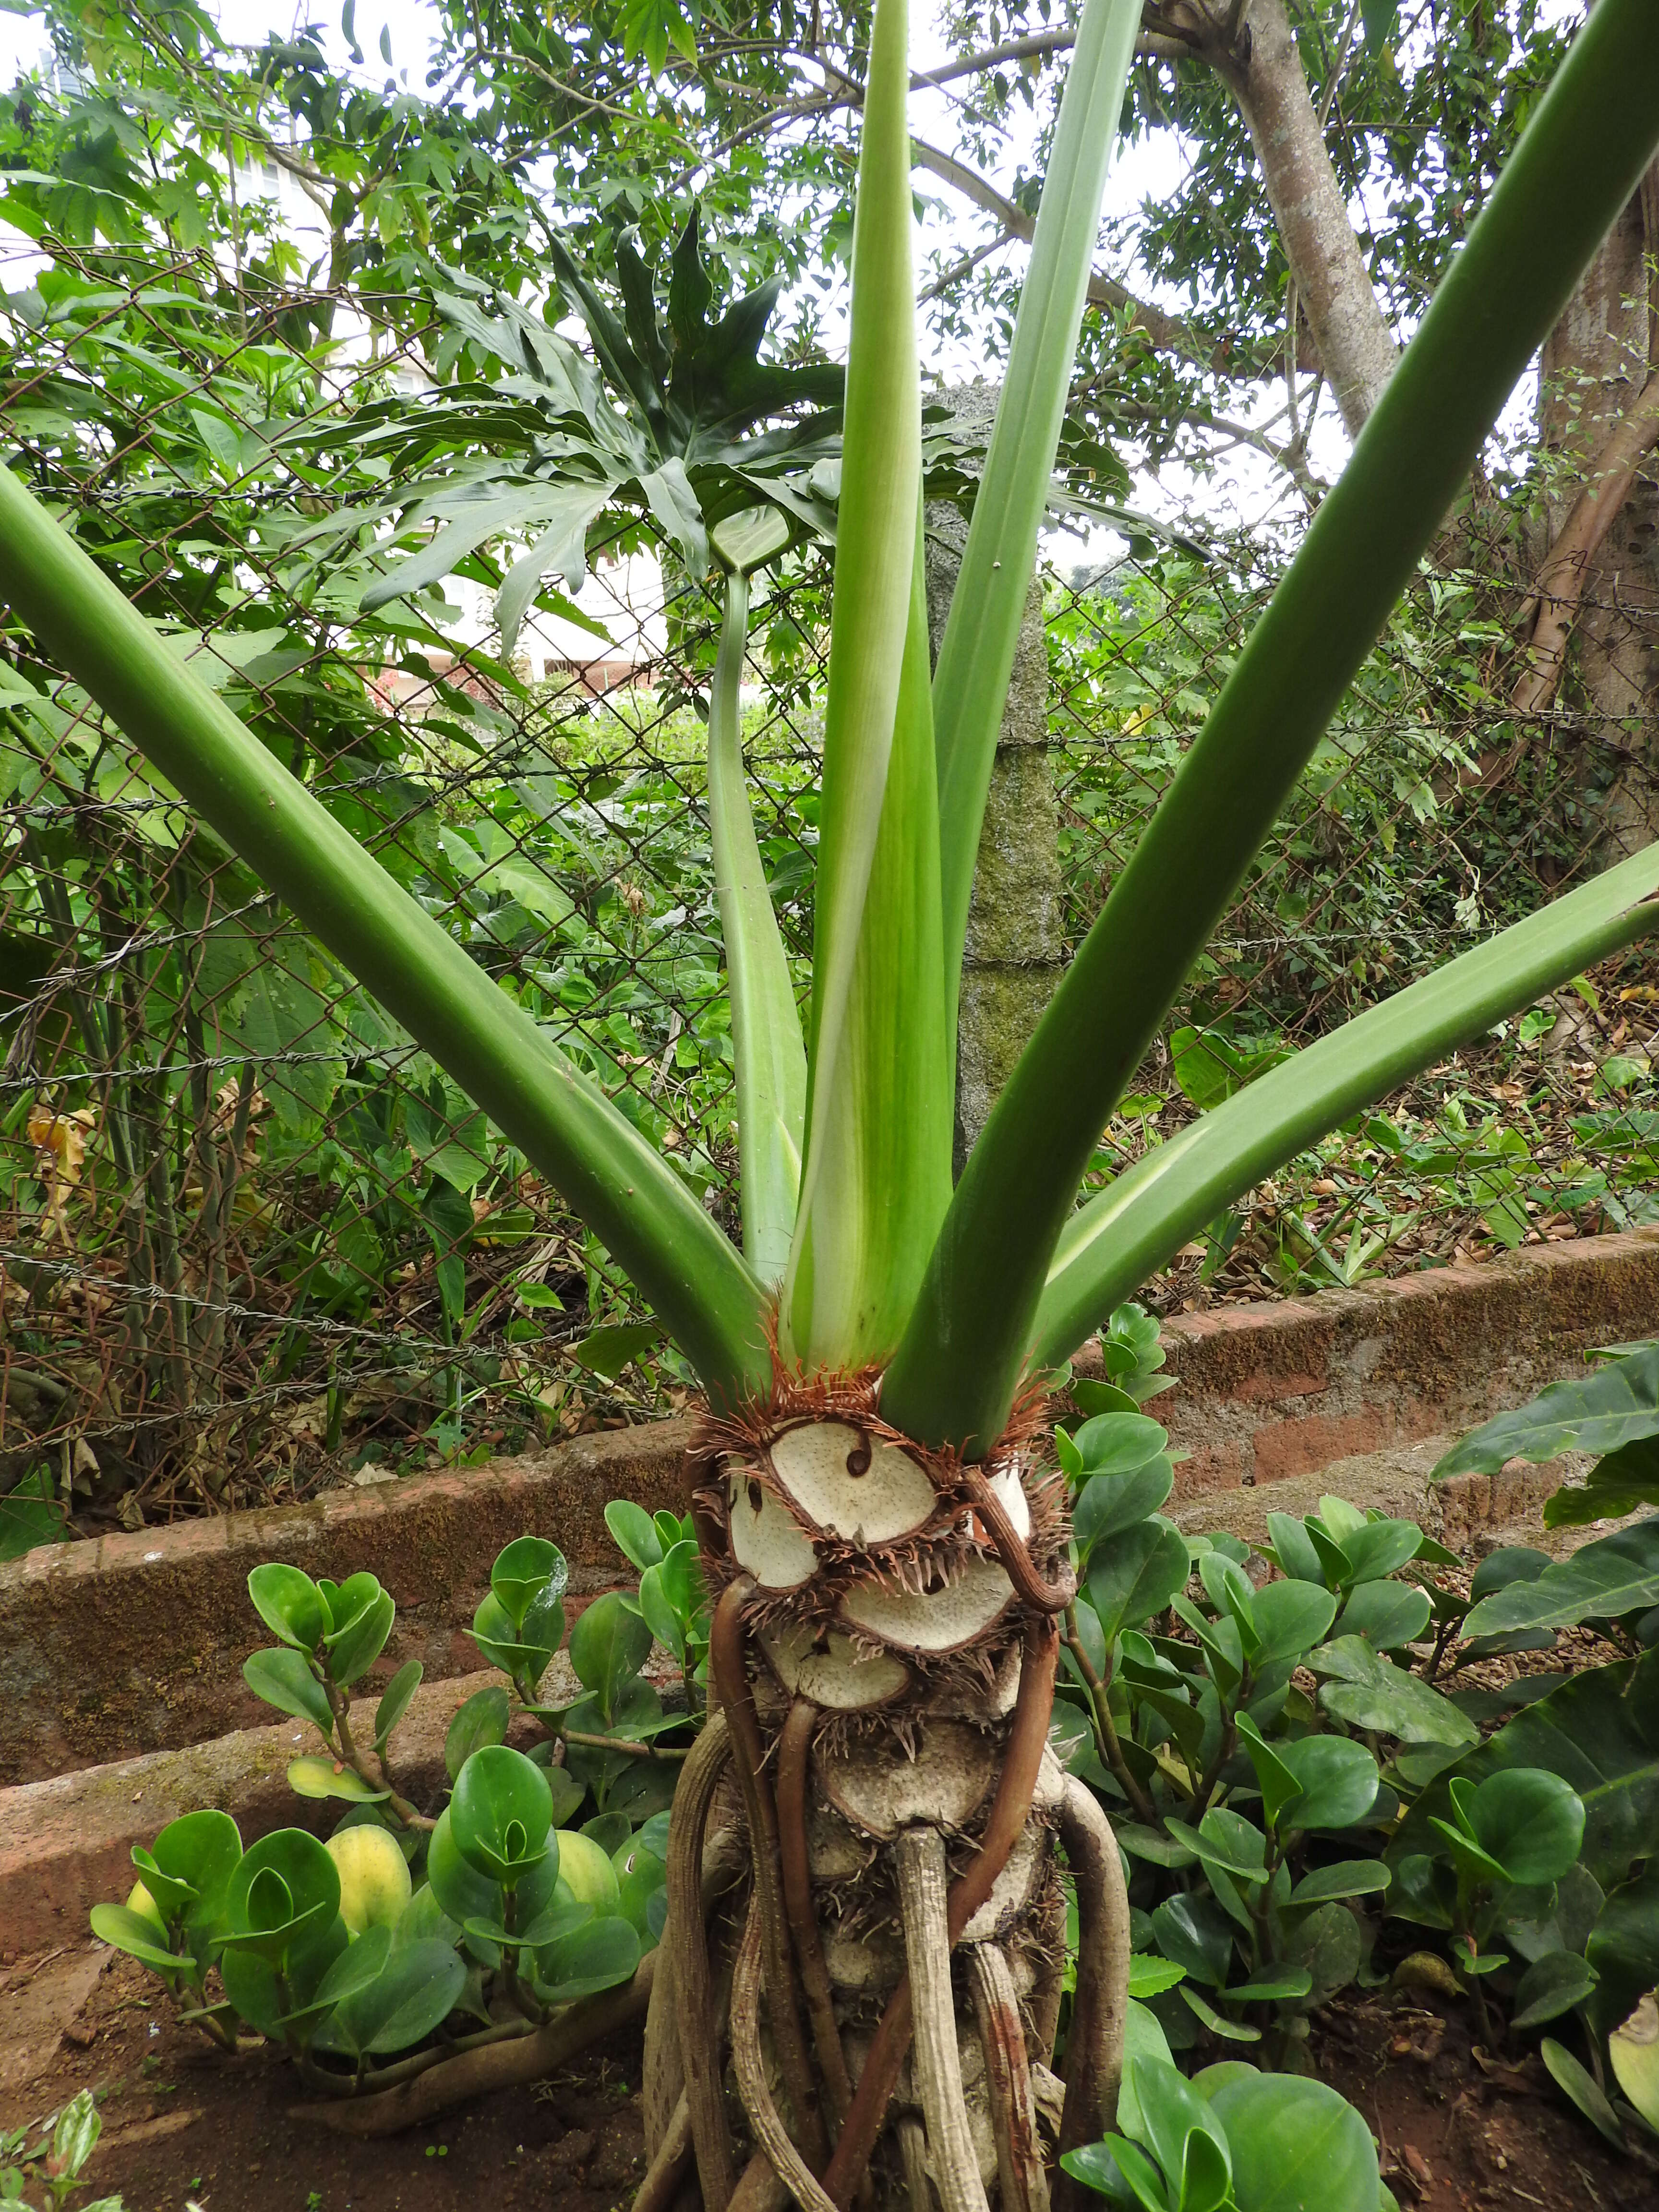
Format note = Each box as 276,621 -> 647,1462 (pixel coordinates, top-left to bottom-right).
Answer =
3,251 -> 1658,1539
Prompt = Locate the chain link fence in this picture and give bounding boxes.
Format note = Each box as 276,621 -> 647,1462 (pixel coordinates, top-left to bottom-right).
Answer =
3,249 -> 1657,1540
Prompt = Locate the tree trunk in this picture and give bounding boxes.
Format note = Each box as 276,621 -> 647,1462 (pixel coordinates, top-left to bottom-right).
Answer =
1534,154 -> 1659,858
1208,0 -> 1398,438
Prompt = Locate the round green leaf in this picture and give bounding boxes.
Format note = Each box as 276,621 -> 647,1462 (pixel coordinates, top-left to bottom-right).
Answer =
1512,1950 -> 1599,2030
1465,1767 -> 1586,1885
90,1902 -> 187,1976
1087,1518 -> 1192,1641
1249,1580 -> 1338,1665
247,1563 -> 329,1651
140,1809 -> 242,1932
225,1828 -> 340,1962
424,1807 -> 504,1938
1336,1579 -> 1432,1650
603,1502 -> 663,1575
1207,2070 -> 1381,2211
326,1587 -> 395,1684
1277,1734 -> 1380,1833
445,1683 -> 511,1781
1072,1413 -> 1169,1477
243,1647 -> 333,1737
1073,1461 -> 1176,1559
532,1912 -> 640,2003
449,1743 -> 554,1884
569,1590 -> 653,1718
491,1536 -> 569,1628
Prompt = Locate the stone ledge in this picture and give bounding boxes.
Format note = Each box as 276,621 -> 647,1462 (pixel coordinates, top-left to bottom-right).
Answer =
1155,1226 -> 1659,1496
0,1665 -> 522,1957
0,1418 -> 693,1788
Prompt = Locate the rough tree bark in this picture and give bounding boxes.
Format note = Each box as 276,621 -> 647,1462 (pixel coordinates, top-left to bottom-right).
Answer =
1530,153 -> 1659,856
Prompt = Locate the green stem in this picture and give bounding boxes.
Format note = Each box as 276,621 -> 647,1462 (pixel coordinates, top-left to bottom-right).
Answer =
1063,1604 -> 1155,1826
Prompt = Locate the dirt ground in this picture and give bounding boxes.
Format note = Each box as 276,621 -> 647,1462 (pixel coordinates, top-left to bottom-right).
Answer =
6,1943 -> 1657,2212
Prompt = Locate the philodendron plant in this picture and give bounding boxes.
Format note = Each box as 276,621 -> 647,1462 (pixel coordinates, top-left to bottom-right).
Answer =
6,0 -> 1659,2206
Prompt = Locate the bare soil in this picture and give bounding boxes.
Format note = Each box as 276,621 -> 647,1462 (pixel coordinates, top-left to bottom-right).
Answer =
7,1944 -> 1656,2212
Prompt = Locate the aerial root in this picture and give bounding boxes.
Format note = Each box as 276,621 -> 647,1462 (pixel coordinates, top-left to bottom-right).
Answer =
670,1709 -> 741,2212
895,1827 -> 989,2212
821,1616 -> 1059,2210
731,1896 -> 842,2212
1051,1779 -> 1132,2212
714,1577 -> 829,2171
967,1944 -> 1049,2212
778,1695 -> 854,2130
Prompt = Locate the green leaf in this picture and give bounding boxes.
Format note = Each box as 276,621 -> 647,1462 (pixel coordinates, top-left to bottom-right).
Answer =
288,1757 -> 389,1804
375,1660 -> 423,1752
243,1647 -> 334,1738
1207,2070 -> 1382,2209
1290,1860 -> 1391,1907
1248,1579 -> 1338,1667
1276,1734 -> 1381,1833
1338,1519 -> 1424,1587
247,1563 -> 329,1651
1310,1636 -> 1479,1748
449,1744 -> 554,1885
1126,1956 -> 1189,2000
445,1684 -> 511,1782
1150,1893 -> 1235,1987
1074,1463 -> 1176,1557
1072,1413 -> 1169,1476
0,1469 -> 67,1560
533,1912 -> 642,2002
1435,1344 -> 1659,1479
1336,1580 -> 1432,1650
1128,2055 -> 1232,2204
1462,1519 -> 1659,1636
569,1591 -> 654,1722
1512,1951 -> 1599,2031
1395,1650 -> 1659,1887
1087,1518 -> 1192,1641
224,1829 -> 340,1964
1178,1985 -> 1262,2043
569,1323 -> 660,1381
1545,1435 -> 1659,1527
605,1501 -> 664,1575
325,1587 -> 395,1685
321,1936 -> 467,2058
1163,1809 -> 1267,1886
1235,1713 -> 1303,1832
1361,0 -> 1400,54
1586,1862 -> 1659,2042
933,0 -> 1144,1040
491,1537 -> 568,1627
1541,2036 -> 1627,2149
90,1902 -> 189,1976
781,0 -> 953,1373
1453,1769 -> 1586,1886
707,567 -> 805,1283
892,1 -> 1659,1445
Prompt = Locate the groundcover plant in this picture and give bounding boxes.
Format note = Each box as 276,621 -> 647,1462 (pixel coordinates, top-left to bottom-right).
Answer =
9,0 -> 1659,2206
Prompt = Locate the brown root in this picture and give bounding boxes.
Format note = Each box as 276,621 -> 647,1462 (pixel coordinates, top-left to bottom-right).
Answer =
967,1945 -> 1049,2212
633,2091 -> 695,2212
1052,1779 -> 1132,2212
670,1709 -> 741,2212
823,1618 -> 1059,2209
714,1578 -> 829,2170
959,1467 -> 1075,1616
895,1828 -> 989,2212
289,1952 -> 654,2138
778,1696 -> 855,2128
731,1898 -> 842,2212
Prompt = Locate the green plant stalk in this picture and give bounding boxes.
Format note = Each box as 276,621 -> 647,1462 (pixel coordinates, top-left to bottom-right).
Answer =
707,566 -> 806,1286
932,0 -> 1142,1046
884,0 -> 1659,1453
1028,839 -> 1659,1371
783,512 -> 953,1365
0,463 -> 772,1408
783,0 -> 953,1368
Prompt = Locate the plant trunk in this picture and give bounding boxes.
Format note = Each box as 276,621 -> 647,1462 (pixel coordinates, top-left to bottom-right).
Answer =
1534,154 -> 1659,858
638,1391 -> 1130,2212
